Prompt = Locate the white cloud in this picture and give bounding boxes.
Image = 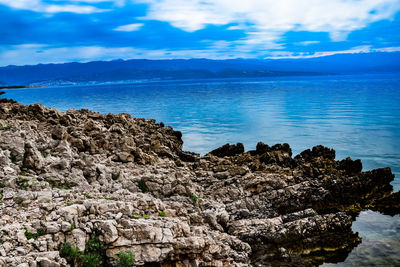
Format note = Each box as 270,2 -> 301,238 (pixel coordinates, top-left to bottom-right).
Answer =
0,0 -> 41,10
227,25 -> 247,30
1,0 -> 399,51
296,41 -> 320,46
114,23 -> 144,31
53,0 -> 127,7
374,46 -> 400,52
329,31 -> 351,42
0,0 -> 108,13
44,4 -> 106,14
137,0 -> 400,48
264,45 -> 400,59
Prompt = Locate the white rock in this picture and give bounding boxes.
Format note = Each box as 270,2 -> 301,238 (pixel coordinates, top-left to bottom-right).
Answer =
45,222 -> 60,234
70,229 -> 86,251
100,220 -> 118,243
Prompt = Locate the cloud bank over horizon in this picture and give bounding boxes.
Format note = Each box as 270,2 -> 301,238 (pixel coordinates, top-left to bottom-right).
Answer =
0,0 -> 400,66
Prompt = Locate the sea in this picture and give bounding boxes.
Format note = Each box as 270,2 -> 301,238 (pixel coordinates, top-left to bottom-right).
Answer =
2,73 -> 400,266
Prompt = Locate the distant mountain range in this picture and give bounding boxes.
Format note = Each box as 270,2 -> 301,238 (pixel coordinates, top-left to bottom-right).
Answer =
0,52 -> 399,86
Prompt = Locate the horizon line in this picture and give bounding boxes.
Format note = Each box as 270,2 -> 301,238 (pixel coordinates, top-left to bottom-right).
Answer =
1,49 -> 400,68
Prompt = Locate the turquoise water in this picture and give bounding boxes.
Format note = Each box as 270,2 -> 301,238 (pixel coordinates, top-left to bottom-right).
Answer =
2,74 -> 400,265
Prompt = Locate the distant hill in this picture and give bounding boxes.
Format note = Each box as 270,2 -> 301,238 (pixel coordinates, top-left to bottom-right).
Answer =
0,52 -> 399,86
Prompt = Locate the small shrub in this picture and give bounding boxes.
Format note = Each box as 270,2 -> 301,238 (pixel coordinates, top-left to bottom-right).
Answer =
0,125 -> 11,131
37,228 -> 46,236
59,242 -> 80,264
86,236 -> 104,254
69,221 -> 75,232
66,202 -> 72,206
143,214 -> 150,219
16,176 -> 30,189
84,235 -> 106,266
2,230 -> 9,236
81,253 -> 102,267
158,211 -> 166,217
190,194 -> 199,203
0,182 -> 5,188
112,172 -> 120,180
104,196 -> 112,200
60,236 -> 106,266
9,154 -> 17,164
85,194 -> 92,199
116,251 -> 135,267
138,180 -> 148,193
24,227 -> 32,239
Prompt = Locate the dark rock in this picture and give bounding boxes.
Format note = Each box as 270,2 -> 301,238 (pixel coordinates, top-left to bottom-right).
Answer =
173,130 -> 182,139
178,150 -> 200,162
370,192 -> 400,216
51,126 -> 67,140
338,157 -> 362,175
208,143 -> 245,157
255,141 -> 270,154
271,143 -> 292,157
295,145 -> 335,162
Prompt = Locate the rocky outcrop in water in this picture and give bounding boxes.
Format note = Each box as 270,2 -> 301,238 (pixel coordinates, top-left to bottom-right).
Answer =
0,98 -> 398,266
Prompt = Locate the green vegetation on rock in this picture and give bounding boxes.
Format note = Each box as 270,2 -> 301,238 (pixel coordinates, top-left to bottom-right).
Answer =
16,176 -> 30,189
24,227 -> 46,240
112,172 -> 120,180
0,125 -> 11,131
190,194 -> 199,203
115,251 -> 135,267
9,154 -> 17,164
60,236 -> 106,267
60,242 -> 81,265
138,180 -> 148,193
158,211 -> 166,217
81,253 -> 102,267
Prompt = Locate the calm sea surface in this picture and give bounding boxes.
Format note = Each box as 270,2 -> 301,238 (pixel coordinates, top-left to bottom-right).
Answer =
2,74 -> 400,265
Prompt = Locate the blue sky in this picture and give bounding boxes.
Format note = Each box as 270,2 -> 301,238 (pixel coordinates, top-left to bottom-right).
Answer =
1,0 -> 400,66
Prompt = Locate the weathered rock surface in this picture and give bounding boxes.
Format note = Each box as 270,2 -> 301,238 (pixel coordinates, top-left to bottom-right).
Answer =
0,99 -> 399,266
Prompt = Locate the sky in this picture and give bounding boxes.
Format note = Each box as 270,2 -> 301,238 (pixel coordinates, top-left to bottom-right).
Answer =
1,0 -> 400,66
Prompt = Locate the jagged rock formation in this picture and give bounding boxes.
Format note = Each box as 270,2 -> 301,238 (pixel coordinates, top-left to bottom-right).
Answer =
0,99 -> 398,267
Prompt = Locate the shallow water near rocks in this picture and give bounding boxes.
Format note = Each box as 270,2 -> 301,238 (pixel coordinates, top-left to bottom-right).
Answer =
324,210 -> 400,266
2,73 -> 400,265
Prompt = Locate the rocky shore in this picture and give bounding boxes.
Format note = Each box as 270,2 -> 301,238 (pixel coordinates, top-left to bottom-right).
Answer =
0,99 -> 399,267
